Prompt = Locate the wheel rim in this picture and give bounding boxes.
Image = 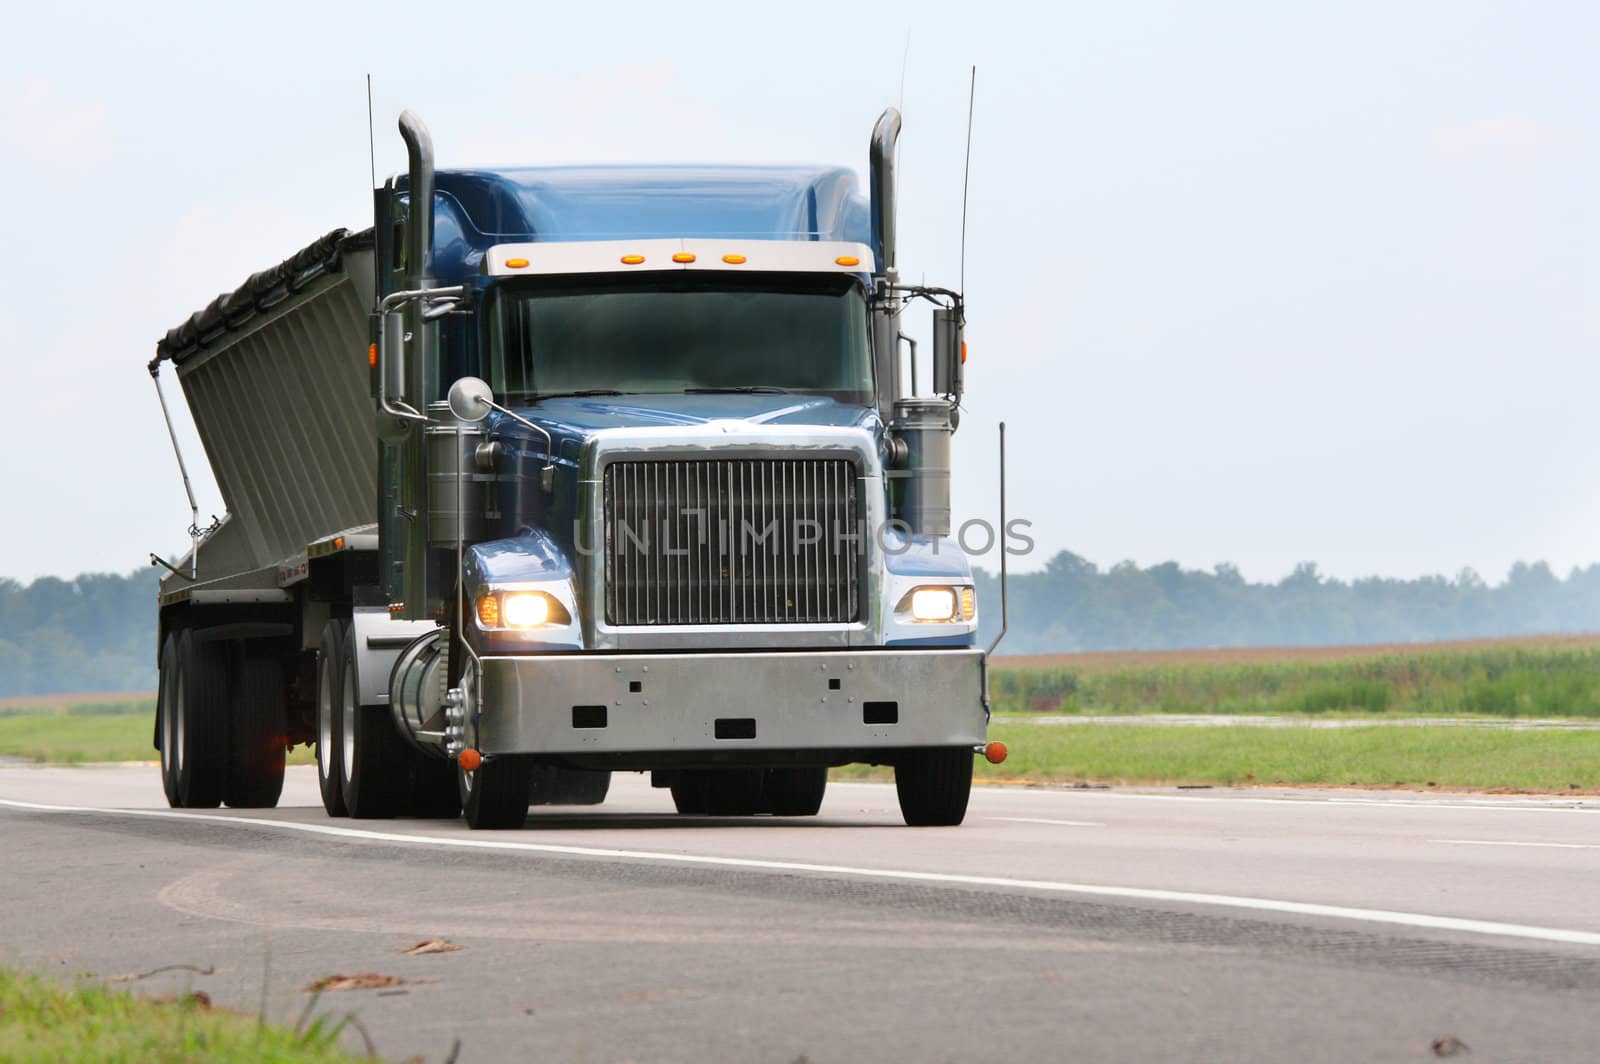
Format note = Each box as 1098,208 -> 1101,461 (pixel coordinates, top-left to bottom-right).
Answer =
173,667 -> 187,768
340,661 -> 357,786
317,652 -> 335,782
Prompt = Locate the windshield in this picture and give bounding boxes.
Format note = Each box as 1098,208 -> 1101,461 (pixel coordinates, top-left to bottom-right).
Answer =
485,272 -> 873,404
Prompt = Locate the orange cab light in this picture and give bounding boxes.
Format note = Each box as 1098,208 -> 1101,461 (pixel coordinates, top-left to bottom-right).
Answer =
620,254 -> 646,265
835,255 -> 860,267
367,343 -> 378,368
672,252 -> 697,264
458,748 -> 482,772
504,257 -> 530,269
476,594 -> 500,628
333,536 -> 345,550
961,340 -> 968,364
984,741 -> 1008,765
722,253 -> 747,264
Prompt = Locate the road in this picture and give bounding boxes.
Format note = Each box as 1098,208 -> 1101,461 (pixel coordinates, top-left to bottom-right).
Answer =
1,765 -> 1597,1062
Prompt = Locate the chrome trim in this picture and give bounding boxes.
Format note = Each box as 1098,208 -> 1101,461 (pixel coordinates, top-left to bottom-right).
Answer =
576,424 -> 886,651
475,647 -> 986,756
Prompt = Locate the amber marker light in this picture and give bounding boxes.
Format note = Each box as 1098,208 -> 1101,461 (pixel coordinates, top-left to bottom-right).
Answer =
835,255 -> 860,267
367,343 -> 378,368
984,742 -> 1008,764
722,253 -> 747,264
458,749 -> 482,772
333,536 -> 345,551
475,594 -> 501,628
961,340 -> 968,364
672,252 -> 697,264
960,587 -> 976,621
504,257 -> 530,269
620,254 -> 646,265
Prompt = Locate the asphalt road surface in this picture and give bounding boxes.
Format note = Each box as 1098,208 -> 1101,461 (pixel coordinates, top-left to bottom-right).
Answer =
2,765 -> 1598,1062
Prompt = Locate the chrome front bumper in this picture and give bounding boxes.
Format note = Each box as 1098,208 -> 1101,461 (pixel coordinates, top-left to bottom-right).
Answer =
475,648 -> 986,756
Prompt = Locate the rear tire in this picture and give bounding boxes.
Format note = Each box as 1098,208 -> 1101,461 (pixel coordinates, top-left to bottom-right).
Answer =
460,756 -> 532,829
338,627 -> 407,819
161,630 -> 226,809
315,620 -> 349,817
895,747 -> 974,827
223,650 -> 286,808
765,766 -> 827,816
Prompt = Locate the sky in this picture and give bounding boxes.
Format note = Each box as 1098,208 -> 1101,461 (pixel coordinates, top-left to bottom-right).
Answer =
1,1 -> 1596,584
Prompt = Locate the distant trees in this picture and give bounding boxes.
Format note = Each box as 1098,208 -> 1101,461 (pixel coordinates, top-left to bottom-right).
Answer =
1,553 -> 1598,694
975,551 -> 1600,655
0,569 -> 158,695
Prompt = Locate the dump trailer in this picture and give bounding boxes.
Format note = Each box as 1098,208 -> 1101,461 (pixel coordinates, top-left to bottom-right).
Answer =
148,109 -> 1000,828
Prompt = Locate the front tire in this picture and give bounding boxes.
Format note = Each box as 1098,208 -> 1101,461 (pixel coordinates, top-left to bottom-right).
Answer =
895,747 -> 974,826
765,767 -> 827,816
460,756 -> 531,829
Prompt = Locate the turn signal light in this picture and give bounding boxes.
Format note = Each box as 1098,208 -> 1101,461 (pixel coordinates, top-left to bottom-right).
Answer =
960,587 -> 976,621
984,741 -> 1008,765
458,748 -> 482,772
367,343 -> 378,368
620,254 -> 646,265
475,594 -> 500,628
672,252 -> 697,264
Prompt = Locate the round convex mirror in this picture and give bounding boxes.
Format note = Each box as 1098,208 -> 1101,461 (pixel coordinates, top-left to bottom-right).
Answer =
447,376 -> 495,423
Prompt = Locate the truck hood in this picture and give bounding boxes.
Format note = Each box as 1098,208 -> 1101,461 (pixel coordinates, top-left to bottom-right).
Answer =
498,392 -> 883,459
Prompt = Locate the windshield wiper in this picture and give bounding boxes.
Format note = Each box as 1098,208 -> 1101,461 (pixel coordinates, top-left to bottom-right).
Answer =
682,386 -> 791,395
531,389 -> 625,400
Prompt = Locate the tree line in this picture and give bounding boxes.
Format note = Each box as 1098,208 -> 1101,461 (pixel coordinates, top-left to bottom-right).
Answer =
974,552 -> 1600,655
3,553 -> 1599,695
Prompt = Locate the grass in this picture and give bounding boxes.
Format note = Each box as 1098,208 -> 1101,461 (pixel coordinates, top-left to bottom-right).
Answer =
832,720 -> 1600,792
990,635 -> 1600,717
0,698 -> 314,766
0,966 -> 368,1063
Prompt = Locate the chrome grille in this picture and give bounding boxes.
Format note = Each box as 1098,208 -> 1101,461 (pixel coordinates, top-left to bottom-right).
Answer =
603,458 -> 862,625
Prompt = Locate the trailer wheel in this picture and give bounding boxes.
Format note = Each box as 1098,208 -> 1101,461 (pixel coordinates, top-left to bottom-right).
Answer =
315,620 -> 349,817
894,747 -> 974,827
410,753 -> 462,819
765,767 -> 828,816
338,627 -> 407,818
460,755 -> 532,829
160,630 -> 225,809
223,649 -> 286,808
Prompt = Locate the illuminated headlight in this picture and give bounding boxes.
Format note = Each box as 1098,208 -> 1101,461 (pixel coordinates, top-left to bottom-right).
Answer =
897,585 -> 975,624
476,590 -> 570,629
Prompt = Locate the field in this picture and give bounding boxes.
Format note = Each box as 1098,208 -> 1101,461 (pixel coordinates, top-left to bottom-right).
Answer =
5,636 -> 1600,792
990,634 -> 1600,717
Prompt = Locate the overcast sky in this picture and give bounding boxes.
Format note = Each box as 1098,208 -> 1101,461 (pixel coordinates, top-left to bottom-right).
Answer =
2,1 -> 1596,584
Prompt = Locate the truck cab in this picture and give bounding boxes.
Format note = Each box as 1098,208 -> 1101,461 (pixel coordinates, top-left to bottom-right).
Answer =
149,110 -> 993,829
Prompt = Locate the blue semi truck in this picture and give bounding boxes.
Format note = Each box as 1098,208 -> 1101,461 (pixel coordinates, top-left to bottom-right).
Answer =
147,109 -> 999,828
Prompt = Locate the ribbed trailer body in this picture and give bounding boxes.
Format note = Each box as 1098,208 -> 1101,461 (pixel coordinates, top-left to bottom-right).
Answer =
153,230 -> 377,593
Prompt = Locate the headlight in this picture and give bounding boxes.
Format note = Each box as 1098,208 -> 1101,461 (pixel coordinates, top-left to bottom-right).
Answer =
475,590 -> 570,629
898,585 -> 976,624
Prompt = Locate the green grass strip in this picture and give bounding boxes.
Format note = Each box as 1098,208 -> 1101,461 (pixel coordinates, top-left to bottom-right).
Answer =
0,966 -> 368,1063
0,704 -> 313,766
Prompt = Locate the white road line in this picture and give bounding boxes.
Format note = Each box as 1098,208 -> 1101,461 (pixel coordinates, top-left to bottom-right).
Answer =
990,817 -> 1105,827
3,797 -> 1599,948
1431,839 -> 1600,851
956,787 -> 1596,814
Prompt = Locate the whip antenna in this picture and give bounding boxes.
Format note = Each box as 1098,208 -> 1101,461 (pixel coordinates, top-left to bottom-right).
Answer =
366,74 -> 377,193
960,65 -> 976,297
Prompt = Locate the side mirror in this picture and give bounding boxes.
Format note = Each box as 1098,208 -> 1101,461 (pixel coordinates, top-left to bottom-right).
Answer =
447,376 -> 495,423
932,306 -> 964,402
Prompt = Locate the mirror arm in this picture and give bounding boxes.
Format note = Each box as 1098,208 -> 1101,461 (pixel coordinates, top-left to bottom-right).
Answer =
376,285 -> 465,423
